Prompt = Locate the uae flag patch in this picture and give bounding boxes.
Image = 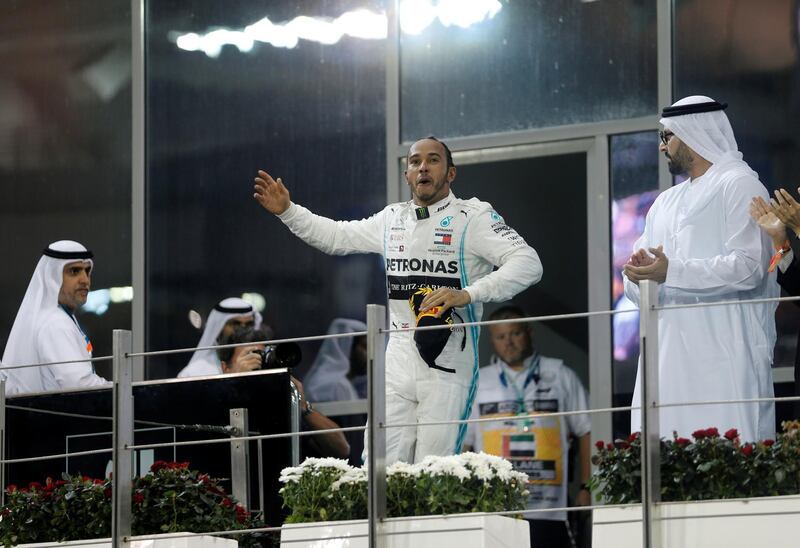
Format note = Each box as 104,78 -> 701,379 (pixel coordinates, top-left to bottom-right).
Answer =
502,432 -> 536,459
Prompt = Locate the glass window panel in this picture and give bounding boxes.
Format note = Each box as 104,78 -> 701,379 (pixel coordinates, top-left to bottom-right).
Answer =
674,0 -> 800,422
0,1 -> 132,379
145,1 -> 387,379
610,131 -> 660,438
400,0 -> 657,141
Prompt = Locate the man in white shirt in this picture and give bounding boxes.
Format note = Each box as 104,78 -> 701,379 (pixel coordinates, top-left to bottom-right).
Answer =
2,240 -> 109,395
465,305 -> 590,548
623,95 -> 777,442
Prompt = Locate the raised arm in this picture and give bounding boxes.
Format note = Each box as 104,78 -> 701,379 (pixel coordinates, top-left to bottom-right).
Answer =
254,169 -> 385,255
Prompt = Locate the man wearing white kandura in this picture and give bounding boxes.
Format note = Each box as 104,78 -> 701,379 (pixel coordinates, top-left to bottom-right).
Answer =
2,240 -> 110,395
253,136 -> 543,463
623,96 -> 777,442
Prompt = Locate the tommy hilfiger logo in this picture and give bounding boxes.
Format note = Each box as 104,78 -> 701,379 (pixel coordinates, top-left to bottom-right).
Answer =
434,232 -> 452,245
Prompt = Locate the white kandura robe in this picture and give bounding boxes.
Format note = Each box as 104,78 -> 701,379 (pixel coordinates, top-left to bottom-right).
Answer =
5,308 -> 109,395
625,162 -> 778,442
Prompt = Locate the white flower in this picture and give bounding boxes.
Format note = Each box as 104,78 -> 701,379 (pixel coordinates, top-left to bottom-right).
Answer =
419,455 -> 471,481
278,466 -> 304,484
387,461 -> 422,478
330,468 -> 368,491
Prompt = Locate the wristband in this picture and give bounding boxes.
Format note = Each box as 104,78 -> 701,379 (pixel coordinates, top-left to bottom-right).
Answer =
768,240 -> 791,273
302,400 -> 314,418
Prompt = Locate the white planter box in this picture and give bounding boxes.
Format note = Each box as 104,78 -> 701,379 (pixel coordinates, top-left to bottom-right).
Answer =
593,495 -> 800,548
19,535 -> 236,547
280,515 -> 529,548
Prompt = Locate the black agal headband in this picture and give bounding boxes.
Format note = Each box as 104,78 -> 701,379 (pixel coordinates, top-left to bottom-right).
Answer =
661,101 -> 728,118
214,303 -> 253,314
43,246 -> 94,260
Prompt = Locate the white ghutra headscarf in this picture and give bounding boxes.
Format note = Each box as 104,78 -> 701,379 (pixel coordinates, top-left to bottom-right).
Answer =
1,240 -> 94,391
184,297 -> 262,370
660,95 -> 758,180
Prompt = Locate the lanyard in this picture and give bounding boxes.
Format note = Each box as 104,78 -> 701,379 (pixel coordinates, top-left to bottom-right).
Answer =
498,352 -> 541,412
60,305 -> 93,355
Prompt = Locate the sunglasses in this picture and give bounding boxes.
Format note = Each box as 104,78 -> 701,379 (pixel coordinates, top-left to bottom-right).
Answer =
658,130 -> 675,146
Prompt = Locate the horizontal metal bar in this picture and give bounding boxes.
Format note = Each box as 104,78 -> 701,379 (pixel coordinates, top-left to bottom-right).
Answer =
314,399 -> 368,416
391,115 -> 657,158
127,424 -> 368,451
656,294 -> 800,312
0,446 -> 112,465
0,355 -> 113,371
385,404 -> 635,430
126,331 -> 367,359
381,308 -> 637,335
657,395 -> 800,410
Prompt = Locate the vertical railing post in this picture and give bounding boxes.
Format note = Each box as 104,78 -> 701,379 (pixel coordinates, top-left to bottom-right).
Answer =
366,304 -> 387,548
639,280 -> 661,548
0,379 -> 5,508
112,330 -> 133,546
289,380 -> 301,466
230,408 -> 250,510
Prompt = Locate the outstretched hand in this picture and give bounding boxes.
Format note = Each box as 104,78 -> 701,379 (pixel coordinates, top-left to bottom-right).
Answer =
623,245 -> 668,284
750,196 -> 787,245
254,170 -> 291,215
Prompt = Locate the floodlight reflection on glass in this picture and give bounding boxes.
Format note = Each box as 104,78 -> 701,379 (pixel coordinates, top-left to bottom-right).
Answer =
173,0 -> 502,58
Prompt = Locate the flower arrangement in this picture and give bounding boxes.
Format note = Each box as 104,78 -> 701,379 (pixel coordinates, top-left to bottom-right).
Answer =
0,461 -> 261,547
589,421 -> 800,504
279,452 -> 529,524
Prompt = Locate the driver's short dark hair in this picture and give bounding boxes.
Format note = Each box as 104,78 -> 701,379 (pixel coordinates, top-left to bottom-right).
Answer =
216,327 -> 271,363
419,135 -> 455,169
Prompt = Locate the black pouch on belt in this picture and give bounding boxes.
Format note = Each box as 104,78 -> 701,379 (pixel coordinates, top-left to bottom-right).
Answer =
409,287 -> 455,373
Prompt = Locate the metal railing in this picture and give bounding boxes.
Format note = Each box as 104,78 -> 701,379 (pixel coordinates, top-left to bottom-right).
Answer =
0,284 -> 797,547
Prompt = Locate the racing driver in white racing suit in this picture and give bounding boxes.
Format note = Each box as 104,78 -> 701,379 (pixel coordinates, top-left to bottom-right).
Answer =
253,137 -> 543,464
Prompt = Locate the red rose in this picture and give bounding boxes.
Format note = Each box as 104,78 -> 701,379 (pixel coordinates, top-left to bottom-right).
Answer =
724,428 -> 738,441
28,481 -> 42,490
221,497 -> 233,508
6,484 -> 17,493
104,488 -> 112,498
741,444 -> 754,456
82,476 -> 91,482
675,437 -> 691,447
705,428 -> 719,438
93,479 -> 105,485
198,473 -> 211,484
628,432 -> 640,443
620,441 -> 631,449
55,480 -> 66,487
692,429 -> 706,439
595,440 -> 605,450
150,460 -> 169,472
133,493 -> 145,504
763,439 -> 775,447
606,443 -> 614,450
235,504 -> 249,523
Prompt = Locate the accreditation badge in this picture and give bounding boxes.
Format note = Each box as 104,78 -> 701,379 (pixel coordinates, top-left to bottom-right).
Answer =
480,400 -> 563,487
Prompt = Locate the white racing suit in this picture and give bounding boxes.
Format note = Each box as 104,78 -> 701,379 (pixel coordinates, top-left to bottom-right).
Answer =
278,191 -> 543,463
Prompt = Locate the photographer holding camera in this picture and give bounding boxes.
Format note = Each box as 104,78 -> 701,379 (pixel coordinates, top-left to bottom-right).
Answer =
216,327 -> 350,459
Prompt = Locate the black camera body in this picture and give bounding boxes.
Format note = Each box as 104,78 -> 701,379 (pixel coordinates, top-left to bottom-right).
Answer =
257,342 -> 302,369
